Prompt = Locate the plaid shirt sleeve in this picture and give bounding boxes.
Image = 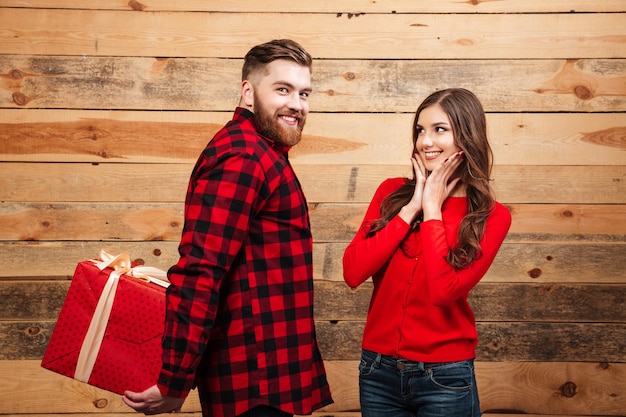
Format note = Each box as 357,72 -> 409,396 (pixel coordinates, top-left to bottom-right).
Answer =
156,109 -> 332,415
157,154 -> 264,394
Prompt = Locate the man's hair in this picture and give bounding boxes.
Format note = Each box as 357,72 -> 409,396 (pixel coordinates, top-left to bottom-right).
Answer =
242,39 -> 312,81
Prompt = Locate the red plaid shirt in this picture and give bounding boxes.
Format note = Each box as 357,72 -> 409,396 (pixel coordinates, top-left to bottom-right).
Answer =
158,108 -> 333,416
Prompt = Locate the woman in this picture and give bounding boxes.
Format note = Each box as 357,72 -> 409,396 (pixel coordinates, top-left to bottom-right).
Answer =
343,88 -> 511,416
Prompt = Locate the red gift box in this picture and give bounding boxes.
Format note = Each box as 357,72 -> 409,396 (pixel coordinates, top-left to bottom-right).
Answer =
41,251 -> 169,395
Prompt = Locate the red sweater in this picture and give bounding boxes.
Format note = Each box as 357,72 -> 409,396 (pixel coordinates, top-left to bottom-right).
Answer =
343,177 -> 511,362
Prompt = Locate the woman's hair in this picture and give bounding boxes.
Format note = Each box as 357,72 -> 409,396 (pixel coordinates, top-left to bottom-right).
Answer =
242,39 -> 312,81
368,88 -> 495,269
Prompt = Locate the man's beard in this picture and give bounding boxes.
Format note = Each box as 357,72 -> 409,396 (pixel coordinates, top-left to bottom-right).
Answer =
253,96 -> 306,147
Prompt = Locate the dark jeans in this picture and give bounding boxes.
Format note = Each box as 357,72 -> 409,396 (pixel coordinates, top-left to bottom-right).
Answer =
236,405 -> 293,417
359,349 -> 482,417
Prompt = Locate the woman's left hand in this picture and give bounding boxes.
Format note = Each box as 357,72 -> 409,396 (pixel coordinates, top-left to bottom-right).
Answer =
422,151 -> 464,221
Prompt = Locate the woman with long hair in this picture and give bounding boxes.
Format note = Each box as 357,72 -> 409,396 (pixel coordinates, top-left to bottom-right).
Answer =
343,88 -> 511,416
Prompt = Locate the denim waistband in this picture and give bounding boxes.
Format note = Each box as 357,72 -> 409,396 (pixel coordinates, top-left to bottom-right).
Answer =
363,349 -> 471,371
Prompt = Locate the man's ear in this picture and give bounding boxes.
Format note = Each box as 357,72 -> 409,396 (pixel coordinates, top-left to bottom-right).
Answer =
241,80 -> 254,109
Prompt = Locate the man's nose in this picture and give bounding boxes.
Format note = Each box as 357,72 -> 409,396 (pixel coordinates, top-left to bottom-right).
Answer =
288,93 -> 303,111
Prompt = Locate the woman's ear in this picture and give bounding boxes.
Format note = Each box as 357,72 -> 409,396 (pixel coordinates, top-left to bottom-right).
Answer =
241,80 -> 254,109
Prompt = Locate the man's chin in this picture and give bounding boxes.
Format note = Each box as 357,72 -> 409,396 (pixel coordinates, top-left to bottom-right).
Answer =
275,133 -> 301,147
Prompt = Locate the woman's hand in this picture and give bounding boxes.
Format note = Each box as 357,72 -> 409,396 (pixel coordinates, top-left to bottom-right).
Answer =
398,154 -> 427,225
422,151 -> 464,221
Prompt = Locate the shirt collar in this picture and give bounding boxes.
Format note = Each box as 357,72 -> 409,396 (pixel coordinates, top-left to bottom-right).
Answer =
234,107 -> 293,154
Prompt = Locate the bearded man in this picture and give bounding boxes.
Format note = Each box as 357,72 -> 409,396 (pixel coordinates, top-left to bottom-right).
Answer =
123,39 -> 333,417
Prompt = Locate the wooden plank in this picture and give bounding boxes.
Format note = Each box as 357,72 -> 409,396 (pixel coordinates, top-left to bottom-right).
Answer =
0,360 -> 623,414
322,241 -> 626,284
0,203 -> 185,242
2,280 -> 623,323
1,110 -> 625,166
1,0 -> 625,13
476,361 -> 626,415
2,202 -> 625,242
1,163 -> 624,204
1,240 -> 625,284
2,57 -> 625,112
310,203 -> 626,242
313,281 -> 626,323
314,321 -> 626,362
1,10 -> 624,59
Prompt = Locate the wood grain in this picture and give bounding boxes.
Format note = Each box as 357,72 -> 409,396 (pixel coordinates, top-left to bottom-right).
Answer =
2,0 -> 625,13
1,110 -> 624,166
0,240 -> 625,283
1,163 -> 624,204
4,319 -> 623,362
3,280 -> 622,323
1,9 -> 624,59
1,202 -> 625,242
2,57 -> 625,112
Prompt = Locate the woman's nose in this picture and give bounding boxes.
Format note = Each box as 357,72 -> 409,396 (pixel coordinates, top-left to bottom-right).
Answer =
421,132 -> 434,147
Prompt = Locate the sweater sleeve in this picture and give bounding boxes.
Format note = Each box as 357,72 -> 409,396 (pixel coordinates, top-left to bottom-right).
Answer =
420,202 -> 511,306
343,178 -> 411,288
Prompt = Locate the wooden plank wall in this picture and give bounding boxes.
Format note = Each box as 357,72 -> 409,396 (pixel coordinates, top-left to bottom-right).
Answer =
0,1 -> 625,416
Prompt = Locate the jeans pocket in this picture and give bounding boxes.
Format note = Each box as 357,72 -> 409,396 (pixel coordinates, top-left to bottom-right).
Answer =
427,360 -> 474,392
358,350 -> 379,377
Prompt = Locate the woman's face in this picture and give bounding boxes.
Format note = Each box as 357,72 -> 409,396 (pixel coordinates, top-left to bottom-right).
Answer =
414,103 -> 461,172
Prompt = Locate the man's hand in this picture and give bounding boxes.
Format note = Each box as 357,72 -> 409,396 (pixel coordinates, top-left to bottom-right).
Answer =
123,384 -> 185,415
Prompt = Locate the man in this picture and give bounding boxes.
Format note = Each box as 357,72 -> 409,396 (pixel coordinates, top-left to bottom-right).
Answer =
123,39 -> 333,417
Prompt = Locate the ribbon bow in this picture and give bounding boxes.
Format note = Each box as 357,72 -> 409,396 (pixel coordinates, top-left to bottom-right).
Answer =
74,250 -> 169,383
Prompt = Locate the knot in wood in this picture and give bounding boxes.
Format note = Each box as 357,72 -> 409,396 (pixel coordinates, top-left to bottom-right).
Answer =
559,381 -> 577,398
560,209 -> 574,218
153,248 -> 162,256
27,326 -> 41,336
344,72 -> 356,81
133,258 -> 145,265
12,92 -> 29,106
574,85 -> 593,100
128,0 -> 145,11
93,398 -> 108,408
527,268 -> 542,279
9,69 -> 23,79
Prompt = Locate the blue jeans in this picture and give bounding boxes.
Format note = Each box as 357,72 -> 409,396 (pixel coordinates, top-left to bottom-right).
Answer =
359,349 -> 481,417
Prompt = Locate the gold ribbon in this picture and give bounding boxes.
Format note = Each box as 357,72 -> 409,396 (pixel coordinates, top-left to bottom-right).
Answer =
74,250 -> 169,383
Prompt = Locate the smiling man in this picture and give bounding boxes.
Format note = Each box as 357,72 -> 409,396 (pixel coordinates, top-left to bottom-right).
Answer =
123,39 -> 333,417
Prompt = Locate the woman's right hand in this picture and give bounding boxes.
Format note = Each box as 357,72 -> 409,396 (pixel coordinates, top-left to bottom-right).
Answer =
398,154 -> 427,225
